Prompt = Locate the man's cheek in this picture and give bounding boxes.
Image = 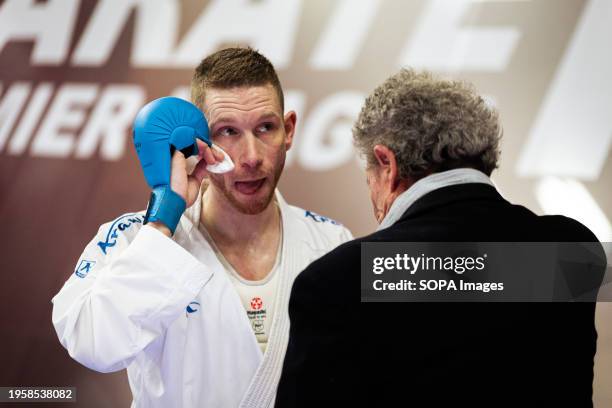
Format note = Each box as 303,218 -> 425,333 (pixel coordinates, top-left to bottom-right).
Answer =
262,131 -> 286,147
208,173 -> 229,189
214,142 -> 236,160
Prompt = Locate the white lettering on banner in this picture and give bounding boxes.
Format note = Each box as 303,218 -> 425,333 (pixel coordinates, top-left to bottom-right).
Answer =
73,0 -> 180,66
309,0 -> 381,70
132,0 -> 178,66
8,83 -> 54,155
31,84 -> 99,158
76,85 -> 145,160
0,0 -> 79,64
398,0 -> 520,71
1,0 -> 522,71
0,82 -> 30,151
2,83 -> 148,159
173,0 -> 302,69
298,92 -> 363,171
4,83 -> 289,161
516,0 -> 612,180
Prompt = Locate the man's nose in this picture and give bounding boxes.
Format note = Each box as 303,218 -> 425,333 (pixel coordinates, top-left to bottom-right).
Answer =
239,133 -> 263,169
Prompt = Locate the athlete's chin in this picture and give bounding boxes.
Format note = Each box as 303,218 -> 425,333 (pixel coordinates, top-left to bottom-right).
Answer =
230,183 -> 275,215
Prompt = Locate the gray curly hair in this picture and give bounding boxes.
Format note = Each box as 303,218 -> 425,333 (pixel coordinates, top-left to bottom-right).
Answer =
353,69 -> 501,178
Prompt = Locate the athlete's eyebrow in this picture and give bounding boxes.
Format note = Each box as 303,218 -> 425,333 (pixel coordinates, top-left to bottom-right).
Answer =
257,112 -> 281,121
210,112 -> 281,129
209,116 -> 236,127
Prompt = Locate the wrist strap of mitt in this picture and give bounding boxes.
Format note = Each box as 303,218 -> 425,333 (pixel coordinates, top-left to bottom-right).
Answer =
144,186 -> 186,235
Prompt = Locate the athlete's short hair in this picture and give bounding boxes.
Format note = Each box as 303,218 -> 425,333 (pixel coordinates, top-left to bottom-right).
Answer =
191,47 -> 284,112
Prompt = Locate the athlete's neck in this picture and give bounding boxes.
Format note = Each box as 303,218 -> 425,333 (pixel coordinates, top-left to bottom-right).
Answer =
200,185 -> 280,252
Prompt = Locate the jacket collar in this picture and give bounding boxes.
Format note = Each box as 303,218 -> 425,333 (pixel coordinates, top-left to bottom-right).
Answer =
398,183 -> 504,225
377,168 -> 496,231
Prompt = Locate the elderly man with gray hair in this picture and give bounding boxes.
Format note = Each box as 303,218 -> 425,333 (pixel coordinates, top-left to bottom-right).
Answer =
276,69 -> 601,407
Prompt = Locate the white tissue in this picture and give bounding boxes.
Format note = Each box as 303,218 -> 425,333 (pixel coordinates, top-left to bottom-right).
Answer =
206,143 -> 235,174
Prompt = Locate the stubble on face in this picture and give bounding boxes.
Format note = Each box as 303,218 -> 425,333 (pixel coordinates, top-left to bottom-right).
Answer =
208,148 -> 286,215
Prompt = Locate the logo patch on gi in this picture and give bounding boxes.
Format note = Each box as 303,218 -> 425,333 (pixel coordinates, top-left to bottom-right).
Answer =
250,297 -> 263,310
98,214 -> 143,254
252,319 -> 265,335
186,301 -> 200,315
247,297 -> 267,337
75,260 -> 96,278
304,210 -> 340,225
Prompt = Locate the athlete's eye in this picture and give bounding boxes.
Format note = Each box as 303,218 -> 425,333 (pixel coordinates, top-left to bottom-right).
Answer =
256,123 -> 274,134
216,127 -> 238,137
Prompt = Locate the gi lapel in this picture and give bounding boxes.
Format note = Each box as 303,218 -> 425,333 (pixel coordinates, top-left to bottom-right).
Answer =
240,190 -> 310,408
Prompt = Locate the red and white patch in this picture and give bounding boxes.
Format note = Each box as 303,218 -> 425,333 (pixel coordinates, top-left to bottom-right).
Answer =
250,297 -> 263,310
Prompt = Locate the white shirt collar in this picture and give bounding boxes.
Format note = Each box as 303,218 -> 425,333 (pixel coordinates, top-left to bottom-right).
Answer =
377,168 -> 495,231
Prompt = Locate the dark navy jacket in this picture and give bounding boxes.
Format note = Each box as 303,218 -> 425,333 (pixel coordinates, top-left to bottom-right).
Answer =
276,183 -> 604,408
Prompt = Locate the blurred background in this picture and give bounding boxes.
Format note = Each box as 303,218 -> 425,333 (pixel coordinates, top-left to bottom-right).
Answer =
0,0 -> 610,406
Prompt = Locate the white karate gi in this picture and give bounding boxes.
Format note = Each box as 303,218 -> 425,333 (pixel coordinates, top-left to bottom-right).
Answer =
52,190 -> 352,407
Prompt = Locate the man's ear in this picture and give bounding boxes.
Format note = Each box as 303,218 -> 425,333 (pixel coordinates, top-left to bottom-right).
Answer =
283,111 -> 297,151
372,144 -> 399,189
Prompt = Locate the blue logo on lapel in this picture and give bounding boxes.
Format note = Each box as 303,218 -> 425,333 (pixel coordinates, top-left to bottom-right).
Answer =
75,260 -> 96,278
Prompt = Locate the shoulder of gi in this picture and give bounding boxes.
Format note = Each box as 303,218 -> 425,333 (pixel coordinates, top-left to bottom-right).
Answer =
286,204 -> 354,251
94,211 -> 147,256
69,211 -> 147,280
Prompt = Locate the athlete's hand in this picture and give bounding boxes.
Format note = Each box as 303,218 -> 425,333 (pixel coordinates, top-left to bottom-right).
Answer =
172,139 -> 224,207
150,140 -> 223,237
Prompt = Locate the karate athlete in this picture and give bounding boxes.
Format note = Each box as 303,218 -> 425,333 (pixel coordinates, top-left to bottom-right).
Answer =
51,48 -> 352,407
